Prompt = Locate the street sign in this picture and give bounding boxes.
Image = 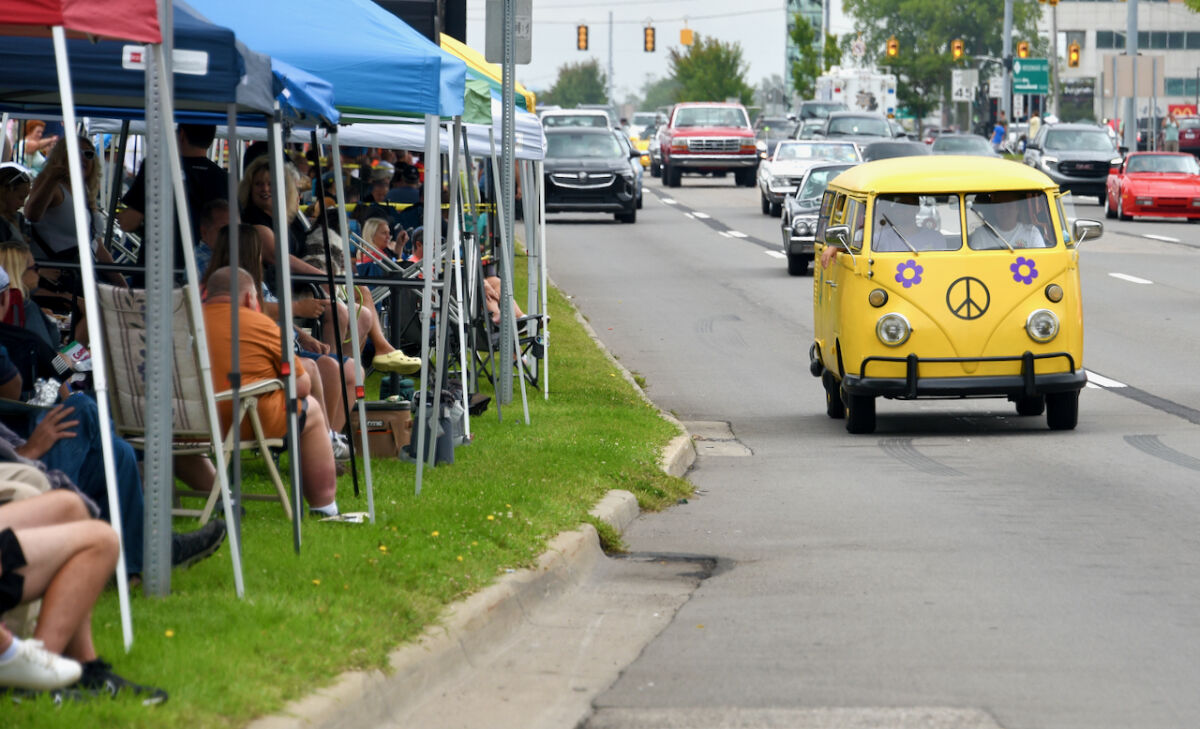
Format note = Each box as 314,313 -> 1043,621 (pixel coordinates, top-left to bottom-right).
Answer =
1012,58 -> 1049,95
951,69 -> 978,102
485,0 -> 532,64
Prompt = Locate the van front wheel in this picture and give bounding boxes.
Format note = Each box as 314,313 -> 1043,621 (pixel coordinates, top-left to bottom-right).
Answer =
1046,391 -> 1079,431
844,391 -> 876,434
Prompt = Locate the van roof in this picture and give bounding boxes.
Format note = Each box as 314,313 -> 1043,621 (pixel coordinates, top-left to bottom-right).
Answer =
831,155 -> 1056,195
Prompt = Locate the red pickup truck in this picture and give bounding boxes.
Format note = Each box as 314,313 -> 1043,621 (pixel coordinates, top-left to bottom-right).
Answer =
656,102 -> 759,188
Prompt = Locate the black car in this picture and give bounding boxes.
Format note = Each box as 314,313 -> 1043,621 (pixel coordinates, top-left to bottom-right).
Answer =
859,140 -> 931,161
780,161 -> 856,276
754,116 -> 799,160
543,128 -> 640,223
1023,122 -> 1121,203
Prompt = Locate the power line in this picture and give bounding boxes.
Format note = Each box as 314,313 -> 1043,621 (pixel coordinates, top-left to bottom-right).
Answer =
467,3 -> 784,24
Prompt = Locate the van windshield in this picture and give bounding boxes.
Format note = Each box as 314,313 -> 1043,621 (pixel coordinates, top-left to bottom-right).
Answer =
966,191 -> 1055,250
872,195 -> 962,252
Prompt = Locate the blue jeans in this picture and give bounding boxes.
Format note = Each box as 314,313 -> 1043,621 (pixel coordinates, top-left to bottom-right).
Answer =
39,393 -> 146,575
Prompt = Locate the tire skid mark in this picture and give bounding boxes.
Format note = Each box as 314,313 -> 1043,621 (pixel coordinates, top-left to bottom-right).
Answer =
1124,434 -> 1200,473
878,437 -> 964,478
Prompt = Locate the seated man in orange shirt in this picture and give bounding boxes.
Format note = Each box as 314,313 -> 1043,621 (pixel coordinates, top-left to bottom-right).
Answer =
202,266 -> 339,517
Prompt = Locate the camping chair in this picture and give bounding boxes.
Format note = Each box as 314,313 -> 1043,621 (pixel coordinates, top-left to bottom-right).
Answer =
96,283 -> 292,524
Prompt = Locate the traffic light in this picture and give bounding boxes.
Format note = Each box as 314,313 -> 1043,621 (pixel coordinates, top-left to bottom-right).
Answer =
1067,41 -> 1080,67
680,27 -> 694,46
1048,0 -> 1058,5
951,39 -> 964,61
576,24 -> 588,51
886,36 -> 899,59
644,26 -> 655,53
1017,41 -> 1030,59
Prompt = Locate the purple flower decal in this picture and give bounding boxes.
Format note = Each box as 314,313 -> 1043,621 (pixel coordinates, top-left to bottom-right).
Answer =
895,259 -> 923,288
1010,256 -> 1038,285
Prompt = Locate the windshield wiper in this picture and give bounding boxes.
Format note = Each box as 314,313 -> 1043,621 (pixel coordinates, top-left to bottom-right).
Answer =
879,213 -> 918,254
968,205 -> 1015,251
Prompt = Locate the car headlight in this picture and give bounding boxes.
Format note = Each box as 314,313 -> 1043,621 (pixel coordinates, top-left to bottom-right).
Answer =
1110,157 -> 1123,166
770,176 -> 786,187
1026,309 -> 1059,343
792,220 -> 811,235
876,313 -> 911,346
1040,155 -> 1058,166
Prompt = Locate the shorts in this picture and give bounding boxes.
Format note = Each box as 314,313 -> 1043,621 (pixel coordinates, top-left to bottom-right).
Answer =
0,527 -> 28,613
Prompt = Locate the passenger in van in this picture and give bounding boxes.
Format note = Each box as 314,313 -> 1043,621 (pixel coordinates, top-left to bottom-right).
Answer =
872,195 -> 946,253
968,191 -> 1049,250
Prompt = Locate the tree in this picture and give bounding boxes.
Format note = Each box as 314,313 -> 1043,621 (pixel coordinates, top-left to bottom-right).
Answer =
668,35 -> 755,105
823,32 -> 841,72
842,0 -> 1040,123
641,74 -> 682,111
541,59 -> 607,108
789,14 -> 822,100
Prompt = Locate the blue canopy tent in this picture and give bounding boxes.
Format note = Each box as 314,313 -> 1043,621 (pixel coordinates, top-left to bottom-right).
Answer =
191,0 -> 472,497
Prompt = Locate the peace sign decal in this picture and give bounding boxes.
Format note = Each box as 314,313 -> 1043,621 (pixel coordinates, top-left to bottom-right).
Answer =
946,276 -> 990,320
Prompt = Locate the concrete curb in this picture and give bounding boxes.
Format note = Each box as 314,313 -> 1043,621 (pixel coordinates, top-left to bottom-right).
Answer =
247,284 -> 693,729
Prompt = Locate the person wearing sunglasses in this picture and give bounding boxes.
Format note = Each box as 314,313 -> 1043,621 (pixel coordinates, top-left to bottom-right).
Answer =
0,164 -> 32,247
22,138 -> 125,342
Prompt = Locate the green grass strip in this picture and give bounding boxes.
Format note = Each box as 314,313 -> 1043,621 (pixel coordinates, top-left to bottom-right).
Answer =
6,259 -> 690,728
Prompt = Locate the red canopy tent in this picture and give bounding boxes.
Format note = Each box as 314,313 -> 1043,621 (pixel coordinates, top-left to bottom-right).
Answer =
0,0 -> 160,651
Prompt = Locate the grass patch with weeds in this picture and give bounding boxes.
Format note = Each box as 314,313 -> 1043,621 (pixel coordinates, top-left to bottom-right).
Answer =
5,267 -> 690,728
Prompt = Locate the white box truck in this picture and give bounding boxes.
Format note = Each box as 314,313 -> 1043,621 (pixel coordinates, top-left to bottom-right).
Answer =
816,67 -> 898,116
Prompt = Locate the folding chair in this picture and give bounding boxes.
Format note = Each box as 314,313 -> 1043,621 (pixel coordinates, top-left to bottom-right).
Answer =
96,283 -> 292,524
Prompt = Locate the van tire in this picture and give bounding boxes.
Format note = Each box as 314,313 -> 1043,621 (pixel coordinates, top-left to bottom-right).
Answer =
1046,391 -> 1079,430
843,391 -> 876,434
823,372 -> 844,418
1015,395 -> 1045,416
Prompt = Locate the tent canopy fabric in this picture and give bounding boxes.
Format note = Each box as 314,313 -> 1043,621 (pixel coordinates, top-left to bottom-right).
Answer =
272,58 -> 339,126
188,0 -> 466,120
440,33 -> 535,113
0,0 -> 160,43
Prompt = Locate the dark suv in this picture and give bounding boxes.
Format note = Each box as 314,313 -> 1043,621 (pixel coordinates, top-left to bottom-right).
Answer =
1024,122 -> 1121,203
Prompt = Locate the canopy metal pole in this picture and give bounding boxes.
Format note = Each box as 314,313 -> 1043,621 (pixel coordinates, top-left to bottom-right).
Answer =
267,116 -> 304,551
328,127 -> 375,522
226,104 -> 243,547
459,126 -> 483,397
308,130 -> 359,498
101,121 -> 129,255
449,119 -> 471,442
536,159 -> 549,399
50,24 -> 131,649
414,114 -> 440,491
488,130 -> 529,425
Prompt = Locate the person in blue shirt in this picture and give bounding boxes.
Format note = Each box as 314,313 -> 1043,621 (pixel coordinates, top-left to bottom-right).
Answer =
991,110 -> 1007,153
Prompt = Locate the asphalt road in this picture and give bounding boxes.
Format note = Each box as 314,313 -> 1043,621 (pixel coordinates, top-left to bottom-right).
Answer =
546,170 -> 1200,729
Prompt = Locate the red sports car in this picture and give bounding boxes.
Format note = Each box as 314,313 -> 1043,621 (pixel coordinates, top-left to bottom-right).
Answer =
1105,151 -> 1200,221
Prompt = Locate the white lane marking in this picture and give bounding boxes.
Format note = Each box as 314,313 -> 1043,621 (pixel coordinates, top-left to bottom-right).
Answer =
1143,234 -> 1180,243
1086,370 -> 1127,388
683,212 -> 695,219
726,230 -> 748,238
660,198 -> 677,205
692,211 -> 711,219
718,231 -> 733,238
1086,383 -> 1102,389
1108,272 -> 1153,285
764,251 -> 786,259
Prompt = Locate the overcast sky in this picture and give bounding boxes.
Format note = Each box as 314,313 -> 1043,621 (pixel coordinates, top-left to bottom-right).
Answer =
464,1 -> 855,104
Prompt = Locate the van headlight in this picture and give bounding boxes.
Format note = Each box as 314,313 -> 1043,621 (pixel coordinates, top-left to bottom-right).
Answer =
1026,309 -> 1059,343
876,313 -> 911,346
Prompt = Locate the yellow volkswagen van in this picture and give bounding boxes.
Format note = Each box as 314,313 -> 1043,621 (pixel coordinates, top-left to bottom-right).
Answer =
810,156 -> 1102,434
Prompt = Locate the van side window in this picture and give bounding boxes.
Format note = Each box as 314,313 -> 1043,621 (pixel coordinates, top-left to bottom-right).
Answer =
845,198 -> 865,251
815,190 -> 835,240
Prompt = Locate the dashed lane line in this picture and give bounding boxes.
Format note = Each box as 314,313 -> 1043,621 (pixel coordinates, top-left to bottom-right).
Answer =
726,230 -> 747,238
1085,370 -> 1127,388
1143,234 -> 1181,243
692,211 -> 711,219
764,250 -> 786,259
1109,272 -> 1153,285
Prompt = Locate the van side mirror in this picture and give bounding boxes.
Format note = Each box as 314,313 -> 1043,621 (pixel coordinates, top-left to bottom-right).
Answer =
1073,218 -> 1103,244
825,225 -> 850,248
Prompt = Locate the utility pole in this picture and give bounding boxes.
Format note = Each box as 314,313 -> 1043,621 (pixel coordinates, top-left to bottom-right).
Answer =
1002,0 -> 1013,121
1049,1 -> 1058,117
607,11 -> 614,103
1124,0 -> 1139,152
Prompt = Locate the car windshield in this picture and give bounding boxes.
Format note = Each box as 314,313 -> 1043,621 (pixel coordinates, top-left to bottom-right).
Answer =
800,102 -> 847,119
1043,129 -> 1115,152
758,120 -> 797,141
797,166 -> 852,202
543,114 -> 609,128
966,191 -> 1056,250
931,136 -> 993,154
863,143 -> 928,161
776,142 -> 859,162
872,194 -> 962,252
827,116 -> 890,137
1126,154 -> 1200,174
675,106 -> 749,128
546,133 -> 623,159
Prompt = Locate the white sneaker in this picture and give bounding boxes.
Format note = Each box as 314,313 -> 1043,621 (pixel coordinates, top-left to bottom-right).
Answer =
0,639 -> 83,690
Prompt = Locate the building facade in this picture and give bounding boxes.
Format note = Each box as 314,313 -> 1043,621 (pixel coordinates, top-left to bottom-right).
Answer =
1045,0 -> 1200,121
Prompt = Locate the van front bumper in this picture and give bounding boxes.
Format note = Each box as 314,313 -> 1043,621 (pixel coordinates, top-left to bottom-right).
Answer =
840,351 -> 1087,400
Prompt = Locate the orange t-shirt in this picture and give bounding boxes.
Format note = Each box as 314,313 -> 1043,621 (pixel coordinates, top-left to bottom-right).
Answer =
202,301 -> 289,439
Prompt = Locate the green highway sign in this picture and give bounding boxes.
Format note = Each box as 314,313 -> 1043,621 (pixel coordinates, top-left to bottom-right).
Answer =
1012,58 -> 1049,95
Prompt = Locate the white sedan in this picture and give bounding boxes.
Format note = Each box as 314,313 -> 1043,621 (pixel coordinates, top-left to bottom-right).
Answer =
757,140 -> 861,216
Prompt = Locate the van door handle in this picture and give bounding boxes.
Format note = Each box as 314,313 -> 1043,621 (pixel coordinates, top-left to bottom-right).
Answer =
825,280 -> 837,288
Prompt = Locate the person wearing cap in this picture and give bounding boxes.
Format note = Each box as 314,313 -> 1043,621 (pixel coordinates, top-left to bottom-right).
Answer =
385,163 -> 421,205
0,164 -> 33,246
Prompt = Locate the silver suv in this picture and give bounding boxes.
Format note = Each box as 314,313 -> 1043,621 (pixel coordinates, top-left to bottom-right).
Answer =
1024,122 -> 1121,204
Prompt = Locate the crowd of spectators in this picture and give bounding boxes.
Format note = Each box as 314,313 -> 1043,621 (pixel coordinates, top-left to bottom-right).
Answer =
0,121 -> 460,703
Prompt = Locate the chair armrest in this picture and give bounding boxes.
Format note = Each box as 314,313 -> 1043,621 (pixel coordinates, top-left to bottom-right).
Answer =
214,378 -> 284,401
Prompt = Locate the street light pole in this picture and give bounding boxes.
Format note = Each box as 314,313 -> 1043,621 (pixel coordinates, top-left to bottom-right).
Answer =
1002,0 -> 1013,121
1124,0 -> 1139,152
